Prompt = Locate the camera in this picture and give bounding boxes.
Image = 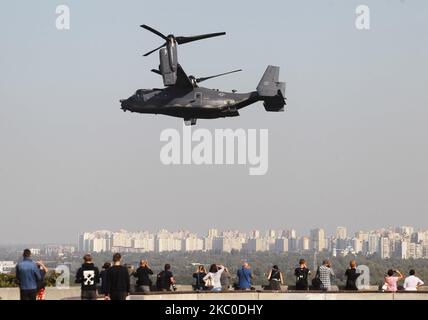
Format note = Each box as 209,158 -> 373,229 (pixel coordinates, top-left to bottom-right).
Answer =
172,284 -> 177,291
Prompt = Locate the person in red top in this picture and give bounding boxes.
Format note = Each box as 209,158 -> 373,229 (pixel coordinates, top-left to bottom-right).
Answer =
384,269 -> 404,292
36,261 -> 48,300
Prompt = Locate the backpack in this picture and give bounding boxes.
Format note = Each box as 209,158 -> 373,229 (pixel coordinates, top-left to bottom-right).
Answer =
204,274 -> 213,289
156,271 -> 170,290
311,268 -> 323,290
156,271 -> 164,290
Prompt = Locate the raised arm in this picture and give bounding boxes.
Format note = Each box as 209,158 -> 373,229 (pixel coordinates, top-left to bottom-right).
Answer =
37,261 -> 48,273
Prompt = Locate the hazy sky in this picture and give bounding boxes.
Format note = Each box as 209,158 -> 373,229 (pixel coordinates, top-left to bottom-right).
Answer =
1,0 -> 427,244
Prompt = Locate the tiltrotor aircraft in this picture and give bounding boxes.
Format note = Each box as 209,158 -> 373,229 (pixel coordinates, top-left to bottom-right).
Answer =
120,25 -> 286,125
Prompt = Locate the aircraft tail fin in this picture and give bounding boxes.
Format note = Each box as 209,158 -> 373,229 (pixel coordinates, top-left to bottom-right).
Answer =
256,65 -> 286,112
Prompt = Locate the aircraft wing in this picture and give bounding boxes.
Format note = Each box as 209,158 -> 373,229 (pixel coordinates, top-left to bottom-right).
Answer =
174,64 -> 194,89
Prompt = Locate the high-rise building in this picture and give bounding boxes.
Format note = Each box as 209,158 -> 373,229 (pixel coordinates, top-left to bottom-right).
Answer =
288,237 -> 299,252
0,261 -> 16,274
274,238 -> 289,253
336,227 -> 347,239
132,237 -> 155,252
352,238 -> 363,253
411,231 -> 428,244
182,236 -> 203,252
368,234 -> 380,254
355,231 -> 369,242
78,231 -> 112,252
380,237 -> 391,259
300,236 -> 310,251
422,245 -> 428,258
112,231 -> 132,248
408,242 -> 423,259
250,230 -> 260,239
310,228 -> 325,252
287,229 -> 297,239
246,238 -> 269,252
396,226 -> 414,237
203,237 -> 213,251
208,229 -> 219,238
266,229 -> 276,238
212,236 -> 242,253
396,239 -> 408,259
92,237 -> 109,252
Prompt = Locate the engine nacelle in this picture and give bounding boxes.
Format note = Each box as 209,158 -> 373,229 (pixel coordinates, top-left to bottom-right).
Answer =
159,47 -> 177,86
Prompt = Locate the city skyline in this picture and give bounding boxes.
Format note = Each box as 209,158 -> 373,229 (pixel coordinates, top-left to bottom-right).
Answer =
1,224 -> 427,246
76,225 -> 428,260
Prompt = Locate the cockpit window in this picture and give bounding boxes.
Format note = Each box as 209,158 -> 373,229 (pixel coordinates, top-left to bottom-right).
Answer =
135,90 -> 144,100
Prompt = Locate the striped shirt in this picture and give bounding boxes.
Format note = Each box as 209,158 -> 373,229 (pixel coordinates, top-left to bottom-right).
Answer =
318,265 -> 335,289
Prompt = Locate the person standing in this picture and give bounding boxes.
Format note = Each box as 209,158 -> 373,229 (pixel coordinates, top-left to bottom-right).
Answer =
267,265 -> 284,291
15,249 -> 41,300
203,264 -> 224,292
106,253 -> 130,300
295,259 -> 311,290
192,265 -> 207,291
220,266 -> 231,291
318,259 -> 335,291
125,264 -> 136,294
133,259 -> 153,293
75,254 -> 100,300
403,269 -> 424,291
344,260 -> 361,290
156,264 -> 176,292
98,262 -> 111,296
237,262 -> 253,290
36,261 -> 48,300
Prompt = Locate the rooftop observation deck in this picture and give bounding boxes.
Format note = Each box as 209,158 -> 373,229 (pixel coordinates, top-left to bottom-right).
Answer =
1,286 -> 428,300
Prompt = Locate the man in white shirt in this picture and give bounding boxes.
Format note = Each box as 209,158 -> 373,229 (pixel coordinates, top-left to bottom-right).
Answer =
403,269 -> 424,291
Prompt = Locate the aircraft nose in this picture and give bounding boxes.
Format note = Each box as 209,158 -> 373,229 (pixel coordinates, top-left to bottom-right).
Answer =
120,99 -> 128,111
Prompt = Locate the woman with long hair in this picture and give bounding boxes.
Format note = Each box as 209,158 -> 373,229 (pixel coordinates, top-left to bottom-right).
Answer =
192,265 -> 207,291
203,264 -> 224,292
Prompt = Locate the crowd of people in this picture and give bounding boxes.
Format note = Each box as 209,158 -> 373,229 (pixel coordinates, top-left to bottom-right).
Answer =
14,249 -> 426,300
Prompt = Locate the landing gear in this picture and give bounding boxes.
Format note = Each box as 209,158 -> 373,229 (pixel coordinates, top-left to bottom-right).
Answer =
184,118 -> 197,126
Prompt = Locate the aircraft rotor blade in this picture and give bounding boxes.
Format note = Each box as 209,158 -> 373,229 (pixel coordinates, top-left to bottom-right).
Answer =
140,25 -> 168,40
143,43 -> 167,56
175,32 -> 226,45
141,25 -> 225,57
196,69 -> 242,83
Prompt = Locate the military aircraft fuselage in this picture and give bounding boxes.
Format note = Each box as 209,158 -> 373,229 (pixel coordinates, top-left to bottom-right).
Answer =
121,86 -> 258,120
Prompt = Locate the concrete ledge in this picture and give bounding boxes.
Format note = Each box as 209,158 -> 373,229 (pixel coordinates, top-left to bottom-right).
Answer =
2,288 -> 428,300
0,288 -> 82,300
128,291 -> 428,301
